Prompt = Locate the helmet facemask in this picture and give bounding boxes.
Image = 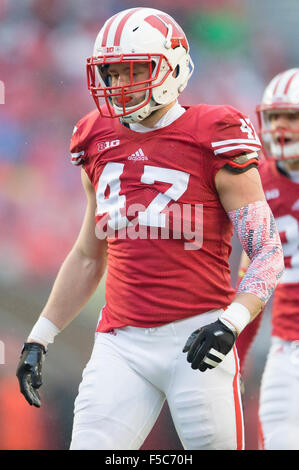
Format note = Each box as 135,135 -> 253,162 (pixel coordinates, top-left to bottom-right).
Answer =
257,107 -> 299,161
256,68 -> 299,161
87,54 -> 174,123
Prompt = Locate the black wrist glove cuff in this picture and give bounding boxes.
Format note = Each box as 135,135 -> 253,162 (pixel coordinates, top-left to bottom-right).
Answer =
21,342 -> 47,355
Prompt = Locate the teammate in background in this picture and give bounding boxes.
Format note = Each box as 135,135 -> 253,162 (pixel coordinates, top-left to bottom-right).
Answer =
16,8 -> 284,450
236,68 -> 299,449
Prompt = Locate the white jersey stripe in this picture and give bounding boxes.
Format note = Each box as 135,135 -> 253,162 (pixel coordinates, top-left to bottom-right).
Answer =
71,150 -> 85,159
212,138 -> 261,148
213,144 -> 261,155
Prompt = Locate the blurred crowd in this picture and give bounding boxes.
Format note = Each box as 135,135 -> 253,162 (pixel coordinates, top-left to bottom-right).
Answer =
0,0 -> 298,450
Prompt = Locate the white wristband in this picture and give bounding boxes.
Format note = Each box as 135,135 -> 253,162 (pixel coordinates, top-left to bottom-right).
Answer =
27,317 -> 61,348
219,302 -> 251,336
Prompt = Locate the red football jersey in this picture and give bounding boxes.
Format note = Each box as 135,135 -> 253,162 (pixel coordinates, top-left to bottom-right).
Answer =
70,104 -> 261,332
259,160 -> 299,341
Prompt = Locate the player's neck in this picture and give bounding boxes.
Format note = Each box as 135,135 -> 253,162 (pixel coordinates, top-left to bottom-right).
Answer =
139,100 -> 177,128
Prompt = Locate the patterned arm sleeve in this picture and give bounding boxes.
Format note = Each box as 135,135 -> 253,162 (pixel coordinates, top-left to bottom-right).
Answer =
228,200 -> 284,303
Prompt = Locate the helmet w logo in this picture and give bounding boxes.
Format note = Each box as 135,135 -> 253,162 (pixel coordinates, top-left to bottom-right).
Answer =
144,14 -> 188,50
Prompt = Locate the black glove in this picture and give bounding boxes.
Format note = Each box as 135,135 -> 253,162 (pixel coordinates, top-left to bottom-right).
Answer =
16,342 -> 46,407
183,319 -> 237,372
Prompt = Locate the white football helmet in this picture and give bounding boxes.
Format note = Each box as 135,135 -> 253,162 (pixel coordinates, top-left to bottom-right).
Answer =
256,68 -> 299,160
87,7 -> 194,123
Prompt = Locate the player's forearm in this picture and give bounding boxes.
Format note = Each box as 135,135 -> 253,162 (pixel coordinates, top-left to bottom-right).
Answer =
235,250 -> 264,322
30,247 -> 106,335
228,200 -> 284,316
235,251 -> 262,321
217,200 -> 284,337
237,251 -> 250,281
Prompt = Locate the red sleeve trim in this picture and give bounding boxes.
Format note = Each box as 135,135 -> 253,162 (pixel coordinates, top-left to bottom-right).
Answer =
227,158 -> 259,169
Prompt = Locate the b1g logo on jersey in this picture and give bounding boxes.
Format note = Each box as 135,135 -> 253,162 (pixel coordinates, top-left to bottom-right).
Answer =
97,139 -> 120,151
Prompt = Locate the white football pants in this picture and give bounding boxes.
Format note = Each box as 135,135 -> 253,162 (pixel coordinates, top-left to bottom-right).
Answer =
259,336 -> 299,450
70,309 -> 244,450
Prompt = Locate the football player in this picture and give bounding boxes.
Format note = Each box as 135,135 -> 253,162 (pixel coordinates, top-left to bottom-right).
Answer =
236,68 -> 299,449
16,8 -> 284,450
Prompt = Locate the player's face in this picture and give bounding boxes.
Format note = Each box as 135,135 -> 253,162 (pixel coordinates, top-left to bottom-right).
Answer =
107,62 -> 151,108
268,111 -> 299,145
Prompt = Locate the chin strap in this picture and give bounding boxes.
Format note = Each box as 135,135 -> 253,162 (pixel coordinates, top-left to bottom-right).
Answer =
118,97 -> 162,124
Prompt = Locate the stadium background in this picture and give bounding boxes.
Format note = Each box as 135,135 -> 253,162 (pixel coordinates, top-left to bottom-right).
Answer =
0,0 -> 297,450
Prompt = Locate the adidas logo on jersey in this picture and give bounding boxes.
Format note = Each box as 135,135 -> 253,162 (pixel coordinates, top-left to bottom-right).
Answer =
128,148 -> 148,161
